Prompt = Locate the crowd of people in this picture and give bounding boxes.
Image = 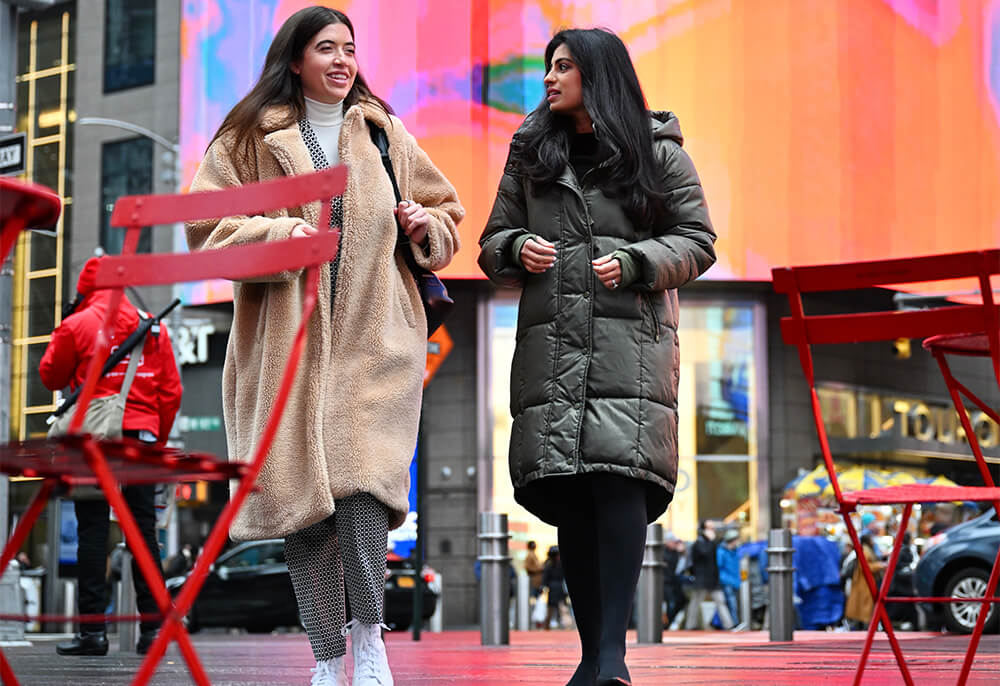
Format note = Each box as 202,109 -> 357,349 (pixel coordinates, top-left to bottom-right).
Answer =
518,501 -> 981,640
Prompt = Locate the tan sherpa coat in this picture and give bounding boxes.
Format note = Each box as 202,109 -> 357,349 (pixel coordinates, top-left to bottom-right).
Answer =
186,101 -> 463,540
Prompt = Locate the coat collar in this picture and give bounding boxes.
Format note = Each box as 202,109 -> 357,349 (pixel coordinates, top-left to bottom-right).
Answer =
261,101 -> 393,177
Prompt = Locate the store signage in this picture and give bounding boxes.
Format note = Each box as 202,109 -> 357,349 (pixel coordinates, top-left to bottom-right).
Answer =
818,384 -> 999,452
0,132 -> 26,176
424,325 -> 452,388
177,415 -> 222,432
175,322 -> 216,366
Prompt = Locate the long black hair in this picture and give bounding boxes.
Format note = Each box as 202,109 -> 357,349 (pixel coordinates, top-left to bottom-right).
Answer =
209,6 -> 392,158
517,28 -> 667,227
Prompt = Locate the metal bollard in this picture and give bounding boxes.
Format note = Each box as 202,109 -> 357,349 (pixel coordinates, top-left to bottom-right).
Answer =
515,570 -> 531,632
118,549 -> 137,652
477,512 -> 510,646
0,559 -> 24,641
428,572 -> 443,633
767,529 -> 795,642
736,554 -> 752,631
636,523 -> 665,643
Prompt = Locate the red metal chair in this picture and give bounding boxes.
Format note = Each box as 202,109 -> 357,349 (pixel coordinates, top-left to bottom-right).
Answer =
772,250 -> 1000,686
0,166 -> 345,685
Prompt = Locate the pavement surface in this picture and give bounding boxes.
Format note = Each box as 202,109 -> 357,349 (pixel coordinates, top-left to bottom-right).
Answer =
2,629 -> 999,685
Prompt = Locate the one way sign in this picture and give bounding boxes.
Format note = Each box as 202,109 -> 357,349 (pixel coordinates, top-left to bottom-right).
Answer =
0,133 -> 27,176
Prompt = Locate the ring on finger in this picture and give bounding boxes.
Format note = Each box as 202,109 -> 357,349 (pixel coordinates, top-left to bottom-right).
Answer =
610,279 -> 618,289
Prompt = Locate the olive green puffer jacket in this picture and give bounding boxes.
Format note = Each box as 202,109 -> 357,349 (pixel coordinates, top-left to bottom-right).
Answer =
478,111 -> 716,524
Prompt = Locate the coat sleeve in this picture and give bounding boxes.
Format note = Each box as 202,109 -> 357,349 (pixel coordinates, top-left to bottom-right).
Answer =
478,141 -> 533,288
617,143 -> 717,292
152,322 -> 183,446
184,135 -> 306,283
400,129 -> 464,272
39,321 -> 79,391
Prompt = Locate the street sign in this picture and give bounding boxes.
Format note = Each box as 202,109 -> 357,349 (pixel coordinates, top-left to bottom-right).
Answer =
0,132 -> 26,176
423,325 -> 453,388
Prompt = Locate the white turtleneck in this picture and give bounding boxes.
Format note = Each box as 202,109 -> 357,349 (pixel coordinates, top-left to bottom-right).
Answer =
304,96 -> 345,166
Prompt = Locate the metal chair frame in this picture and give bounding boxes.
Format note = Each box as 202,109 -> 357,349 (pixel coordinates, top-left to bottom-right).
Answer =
0,167 -> 345,685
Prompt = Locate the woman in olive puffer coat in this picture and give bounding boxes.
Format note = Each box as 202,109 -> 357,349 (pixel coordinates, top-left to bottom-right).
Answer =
479,28 -> 716,686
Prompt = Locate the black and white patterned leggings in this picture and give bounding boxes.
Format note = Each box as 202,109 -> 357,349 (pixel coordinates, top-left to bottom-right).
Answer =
284,492 -> 390,660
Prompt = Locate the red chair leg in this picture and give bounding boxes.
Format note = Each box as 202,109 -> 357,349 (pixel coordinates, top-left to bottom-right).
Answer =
0,479 -> 55,686
934,351 -> 997,487
0,479 -> 56,572
82,441 -> 210,686
858,505 -> 914,686
0,648 -> 21,686
957,519 -> 1000,686
135,268 -> 320,685
842,509 -> 915,686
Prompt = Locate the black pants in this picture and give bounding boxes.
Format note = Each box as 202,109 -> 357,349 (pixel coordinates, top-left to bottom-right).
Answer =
74,433 -> 162,633
555,473 -> 648,684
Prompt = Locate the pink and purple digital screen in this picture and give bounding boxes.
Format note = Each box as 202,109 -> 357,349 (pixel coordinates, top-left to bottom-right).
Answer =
181,0 -> 1000,304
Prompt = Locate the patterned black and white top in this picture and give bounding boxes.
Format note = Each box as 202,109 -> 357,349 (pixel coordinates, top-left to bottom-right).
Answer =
298,117 -> 344,312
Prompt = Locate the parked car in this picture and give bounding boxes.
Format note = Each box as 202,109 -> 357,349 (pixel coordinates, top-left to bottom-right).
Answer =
166,539 -> 439,633
914,508 -> 999,634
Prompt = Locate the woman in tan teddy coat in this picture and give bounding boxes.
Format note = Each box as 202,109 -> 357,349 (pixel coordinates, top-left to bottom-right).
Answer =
185,7 -> 462,685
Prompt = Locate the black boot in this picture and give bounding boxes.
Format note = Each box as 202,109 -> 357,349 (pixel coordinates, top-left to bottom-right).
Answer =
136,628 -> 157,655
56,631 -> 109,656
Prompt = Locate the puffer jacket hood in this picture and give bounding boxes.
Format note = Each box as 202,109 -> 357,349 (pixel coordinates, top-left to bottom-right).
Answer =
478,111 -> 716,525
650,110 -> 683,145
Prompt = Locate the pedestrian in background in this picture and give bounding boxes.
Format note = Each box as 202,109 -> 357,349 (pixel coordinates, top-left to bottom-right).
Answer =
478,26 -> 716,686
845,534 -> 886,629
541,546 -> 568,630
662,533 -> 688,627
717,529 -> 742,626
524,540 -> 545,600
186,6 -> 463,685
41,256 -> 182,657
684,520 -> 735,630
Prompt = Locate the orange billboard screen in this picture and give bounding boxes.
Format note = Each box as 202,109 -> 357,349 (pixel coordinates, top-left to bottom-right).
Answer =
182,1 -> 1000,294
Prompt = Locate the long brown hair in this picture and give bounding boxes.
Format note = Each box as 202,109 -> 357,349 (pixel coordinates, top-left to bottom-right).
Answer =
209,6 -> 392,158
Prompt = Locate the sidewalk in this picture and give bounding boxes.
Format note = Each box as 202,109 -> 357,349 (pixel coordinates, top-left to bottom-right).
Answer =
3,629 -> 999,685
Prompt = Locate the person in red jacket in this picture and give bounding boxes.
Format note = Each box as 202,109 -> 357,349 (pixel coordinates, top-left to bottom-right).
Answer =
40,256 -> 182,656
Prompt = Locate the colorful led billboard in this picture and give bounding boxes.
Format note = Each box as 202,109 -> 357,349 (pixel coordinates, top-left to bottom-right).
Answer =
181,0 -> 1000,303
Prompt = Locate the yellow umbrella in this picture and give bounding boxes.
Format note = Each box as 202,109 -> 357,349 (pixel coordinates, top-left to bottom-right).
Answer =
921,474 -> 959,488
825,466 -> 887,496
885,471 -> 919,487
793,464 -> 831,498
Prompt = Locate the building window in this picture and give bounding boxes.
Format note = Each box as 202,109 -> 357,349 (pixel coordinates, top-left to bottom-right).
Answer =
101,137 -> 152,254
104,0 -> 155,92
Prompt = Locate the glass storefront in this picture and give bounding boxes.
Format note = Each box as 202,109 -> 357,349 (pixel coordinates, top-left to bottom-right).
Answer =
488,294 -> 765,553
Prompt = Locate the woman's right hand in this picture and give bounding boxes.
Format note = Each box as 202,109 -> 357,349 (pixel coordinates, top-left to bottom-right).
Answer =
520,236 -> 557,273
290,223 -> 319,238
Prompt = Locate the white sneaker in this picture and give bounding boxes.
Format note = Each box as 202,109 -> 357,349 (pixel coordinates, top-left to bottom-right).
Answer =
346,620 -> 393,686
310,656 -> 349,686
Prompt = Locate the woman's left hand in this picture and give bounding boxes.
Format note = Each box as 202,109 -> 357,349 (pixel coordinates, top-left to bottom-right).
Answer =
592,253 -> 623,290
396,200 -> 431,247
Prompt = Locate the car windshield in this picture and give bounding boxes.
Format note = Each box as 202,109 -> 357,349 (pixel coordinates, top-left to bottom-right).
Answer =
220,542 -> 285,569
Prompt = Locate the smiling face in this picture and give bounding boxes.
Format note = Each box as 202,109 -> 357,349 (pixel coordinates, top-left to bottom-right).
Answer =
291,22 -> 357,104
544,43 -> 586,122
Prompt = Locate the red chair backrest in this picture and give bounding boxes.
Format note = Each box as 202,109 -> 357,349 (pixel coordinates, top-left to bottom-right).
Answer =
101,165 -> 346,286
67,165 -> 346,437
772,248 -> 1000,388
